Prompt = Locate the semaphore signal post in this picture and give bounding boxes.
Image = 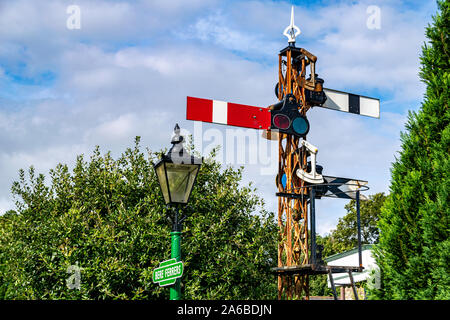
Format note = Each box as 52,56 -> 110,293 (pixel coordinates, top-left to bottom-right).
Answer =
186,6 -> 379,300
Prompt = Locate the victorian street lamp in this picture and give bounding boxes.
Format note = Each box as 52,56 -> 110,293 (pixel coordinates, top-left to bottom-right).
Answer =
154,123 -> 202,300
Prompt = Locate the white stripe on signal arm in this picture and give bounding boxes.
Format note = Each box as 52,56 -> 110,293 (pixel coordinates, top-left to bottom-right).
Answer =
212,100 -> 228,124
359,96 -> 380,118
323,89 -> 349,112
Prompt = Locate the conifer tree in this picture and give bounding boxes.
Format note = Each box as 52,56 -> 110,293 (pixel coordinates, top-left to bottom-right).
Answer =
374,0 -> 449,299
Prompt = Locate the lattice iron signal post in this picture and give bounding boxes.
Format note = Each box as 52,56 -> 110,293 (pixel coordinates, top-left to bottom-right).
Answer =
185,7 -> 379,300
274,45 -> 321,299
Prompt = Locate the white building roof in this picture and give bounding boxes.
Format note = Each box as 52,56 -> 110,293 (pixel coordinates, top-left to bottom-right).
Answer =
325,244 -> 380,288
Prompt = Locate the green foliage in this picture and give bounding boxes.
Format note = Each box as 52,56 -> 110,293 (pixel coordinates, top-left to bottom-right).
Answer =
322,193 -> 387,258
0,138 -> 277,299
373,0 -> 449,300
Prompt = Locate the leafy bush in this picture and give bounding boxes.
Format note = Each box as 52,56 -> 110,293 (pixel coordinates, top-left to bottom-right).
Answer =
0,138 -> 277,299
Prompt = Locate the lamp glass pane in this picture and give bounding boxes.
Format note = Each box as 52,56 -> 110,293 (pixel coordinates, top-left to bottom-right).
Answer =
292,117 -> 308,135
155,162 -> 170,204
273,114 -> 290,129
166,163 -> 199,203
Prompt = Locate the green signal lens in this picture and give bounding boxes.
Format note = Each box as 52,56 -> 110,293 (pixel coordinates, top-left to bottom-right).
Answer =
292,117 -> 309,135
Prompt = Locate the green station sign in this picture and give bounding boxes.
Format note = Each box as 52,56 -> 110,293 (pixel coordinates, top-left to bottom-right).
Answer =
152,259 -> 184,287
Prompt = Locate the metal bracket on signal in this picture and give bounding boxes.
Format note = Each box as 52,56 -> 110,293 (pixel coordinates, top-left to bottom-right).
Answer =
296,140 -> 324,184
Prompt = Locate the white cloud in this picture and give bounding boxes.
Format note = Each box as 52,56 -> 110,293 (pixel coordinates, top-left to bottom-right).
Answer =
87,113 -> 137,140
183,11 -> 280,55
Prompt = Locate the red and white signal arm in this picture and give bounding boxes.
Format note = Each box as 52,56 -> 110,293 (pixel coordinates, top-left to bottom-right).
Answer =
186,96 -> 271,130
186,89 -> 380,130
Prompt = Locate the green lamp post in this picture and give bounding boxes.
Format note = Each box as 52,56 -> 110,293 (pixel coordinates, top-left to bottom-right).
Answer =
154,124 -> 202,300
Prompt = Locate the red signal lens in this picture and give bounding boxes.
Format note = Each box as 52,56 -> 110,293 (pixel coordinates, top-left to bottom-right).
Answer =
273,114 -> 290,130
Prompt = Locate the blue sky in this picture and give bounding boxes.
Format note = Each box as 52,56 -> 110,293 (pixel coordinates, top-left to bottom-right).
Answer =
0,0 -> 438,234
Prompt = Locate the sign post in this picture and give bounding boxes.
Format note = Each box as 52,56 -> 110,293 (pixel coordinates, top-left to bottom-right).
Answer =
170,226 -> 182,300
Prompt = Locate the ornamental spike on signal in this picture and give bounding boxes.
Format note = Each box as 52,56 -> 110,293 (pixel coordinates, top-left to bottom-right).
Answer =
283,6 -> 301,44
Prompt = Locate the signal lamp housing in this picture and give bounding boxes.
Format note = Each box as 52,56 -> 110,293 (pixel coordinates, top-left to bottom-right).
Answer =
270,94 -> 310,137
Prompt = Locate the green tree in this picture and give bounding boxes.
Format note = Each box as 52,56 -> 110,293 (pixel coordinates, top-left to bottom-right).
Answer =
0,138 -> 278,299
323,193 -> 387,258
373,0 -> 449,300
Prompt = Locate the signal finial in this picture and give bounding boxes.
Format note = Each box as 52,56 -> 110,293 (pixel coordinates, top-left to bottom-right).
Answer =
283,6 -> 301,45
